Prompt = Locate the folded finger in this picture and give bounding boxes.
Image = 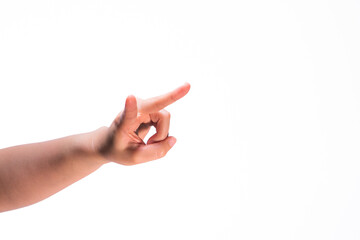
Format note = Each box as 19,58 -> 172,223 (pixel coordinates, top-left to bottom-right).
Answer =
132,137 -> 177,164
147,110 -> 171,144
136,122 -> 152,140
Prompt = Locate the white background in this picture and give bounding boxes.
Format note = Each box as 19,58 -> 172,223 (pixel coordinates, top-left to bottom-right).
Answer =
1,0 -> 360,239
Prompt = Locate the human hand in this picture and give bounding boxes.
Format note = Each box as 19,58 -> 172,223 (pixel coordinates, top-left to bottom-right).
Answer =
90,83 -> 191,165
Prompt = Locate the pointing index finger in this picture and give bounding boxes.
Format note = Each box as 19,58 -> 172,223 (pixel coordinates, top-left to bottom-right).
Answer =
138,82 -> 191,113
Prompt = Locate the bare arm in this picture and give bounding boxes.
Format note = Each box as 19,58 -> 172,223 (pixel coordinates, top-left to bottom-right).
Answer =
0,130 -> 106,212
0,83 -> 191,212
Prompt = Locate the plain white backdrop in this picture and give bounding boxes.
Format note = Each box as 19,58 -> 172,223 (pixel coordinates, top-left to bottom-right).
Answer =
1,0 -> 360,239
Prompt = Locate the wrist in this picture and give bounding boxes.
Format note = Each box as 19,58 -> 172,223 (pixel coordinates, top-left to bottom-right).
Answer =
71,127 -> 111,165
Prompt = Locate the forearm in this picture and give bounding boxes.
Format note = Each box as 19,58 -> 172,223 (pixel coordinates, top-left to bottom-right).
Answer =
0,127 -> 108,212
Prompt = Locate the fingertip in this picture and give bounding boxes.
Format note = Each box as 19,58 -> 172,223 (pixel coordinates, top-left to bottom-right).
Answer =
184,82 -> 191,90
179,82 -> 191,97
146,138 -> 154,145
125,95 -> 137,110
126,95 -> 137,105
168,137 -> 177,147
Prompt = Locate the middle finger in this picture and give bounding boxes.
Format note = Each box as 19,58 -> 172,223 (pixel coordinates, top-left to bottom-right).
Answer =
146,109 -> 171,144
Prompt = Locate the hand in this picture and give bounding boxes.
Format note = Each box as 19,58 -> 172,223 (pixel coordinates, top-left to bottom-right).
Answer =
91,83 -> 191,165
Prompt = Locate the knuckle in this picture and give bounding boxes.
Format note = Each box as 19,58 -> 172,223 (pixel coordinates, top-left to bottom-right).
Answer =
161,110 -> 171,119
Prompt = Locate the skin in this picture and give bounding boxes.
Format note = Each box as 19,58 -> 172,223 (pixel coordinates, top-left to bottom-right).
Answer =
0,83 -> 191,212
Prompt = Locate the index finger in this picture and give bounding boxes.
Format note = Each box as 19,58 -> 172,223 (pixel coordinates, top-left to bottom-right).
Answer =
138,82 -> 191,113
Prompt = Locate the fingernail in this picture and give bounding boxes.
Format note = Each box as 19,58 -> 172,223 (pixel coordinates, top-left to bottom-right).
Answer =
168,137 -> 177,147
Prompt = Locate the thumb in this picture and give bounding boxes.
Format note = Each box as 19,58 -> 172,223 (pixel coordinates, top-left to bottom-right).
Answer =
133,137 -> 177,164
124,95 -> 138,121
113,95 -> 138,131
